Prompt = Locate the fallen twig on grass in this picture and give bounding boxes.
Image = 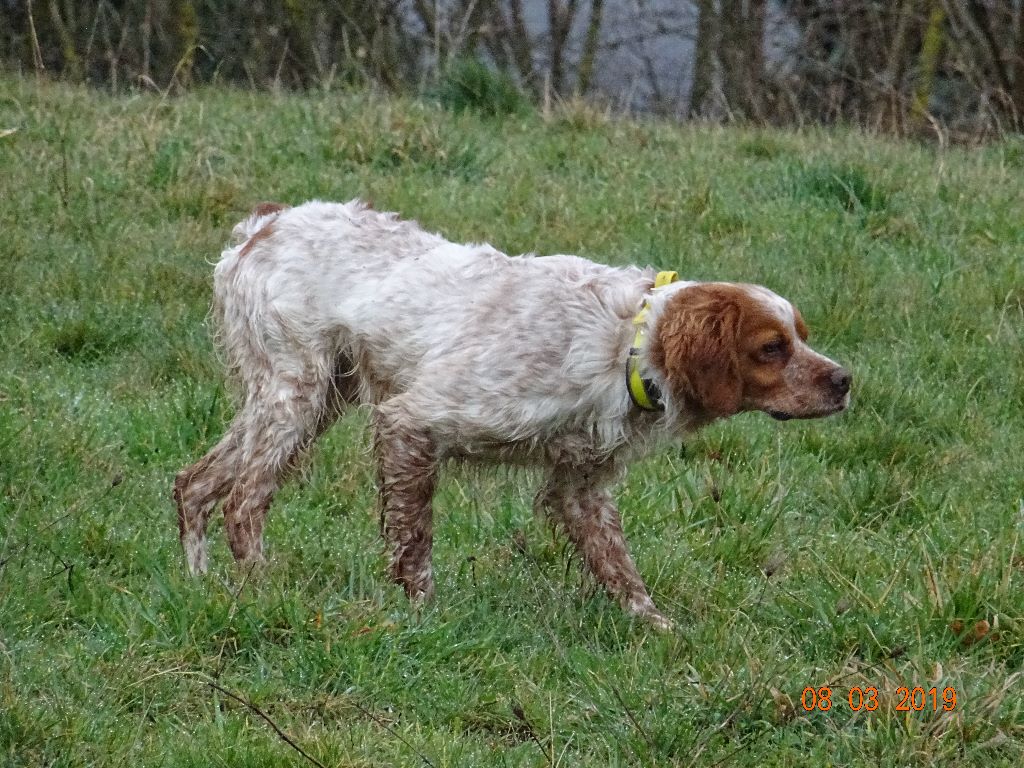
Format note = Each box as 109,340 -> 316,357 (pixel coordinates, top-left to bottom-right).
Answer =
206,680 -> 329,768
511,702 -> 553,768
612,686 -> 656,751
346,697 -> 438,768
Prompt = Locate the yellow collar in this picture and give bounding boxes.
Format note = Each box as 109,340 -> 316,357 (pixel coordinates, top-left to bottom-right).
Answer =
626,270 -> 678,411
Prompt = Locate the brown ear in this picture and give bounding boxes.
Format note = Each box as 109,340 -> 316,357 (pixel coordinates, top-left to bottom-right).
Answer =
649,285 -> 743,417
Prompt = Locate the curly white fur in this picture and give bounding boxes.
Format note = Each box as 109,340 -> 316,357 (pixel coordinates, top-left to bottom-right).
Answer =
174,199 -> 850,629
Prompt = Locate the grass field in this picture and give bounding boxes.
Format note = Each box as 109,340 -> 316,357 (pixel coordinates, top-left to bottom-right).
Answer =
1,77 -> 1023,766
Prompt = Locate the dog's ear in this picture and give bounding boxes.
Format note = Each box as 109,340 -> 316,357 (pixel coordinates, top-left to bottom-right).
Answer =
649,285 -> 743,417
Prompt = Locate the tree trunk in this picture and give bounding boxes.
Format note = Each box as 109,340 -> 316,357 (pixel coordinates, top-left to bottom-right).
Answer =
747,0 -> 766,101
912,1 -> 946,127
720,0 -> 765,119
965,0 -> 1012,95
689,0 -> 716,117
174,0 -> 198,89
547,0 -> 579,97
48,0 -> 80,79
576,0 -> 603,95
506,0 -> 537,91
1012,0 -> 1024,126
881,1 -> 915,132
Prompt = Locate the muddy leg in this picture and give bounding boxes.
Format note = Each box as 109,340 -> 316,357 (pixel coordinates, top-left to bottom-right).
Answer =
374,403 -> 438,601
536,465 -> 672,630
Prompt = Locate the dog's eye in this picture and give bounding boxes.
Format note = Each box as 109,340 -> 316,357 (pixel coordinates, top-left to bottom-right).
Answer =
760,339 -> 787,357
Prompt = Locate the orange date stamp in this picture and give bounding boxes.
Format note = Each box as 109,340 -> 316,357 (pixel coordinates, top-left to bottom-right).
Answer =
800,686 -> 958,713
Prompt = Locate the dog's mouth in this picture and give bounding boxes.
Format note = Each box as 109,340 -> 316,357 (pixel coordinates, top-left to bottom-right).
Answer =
766,398 -> 848,422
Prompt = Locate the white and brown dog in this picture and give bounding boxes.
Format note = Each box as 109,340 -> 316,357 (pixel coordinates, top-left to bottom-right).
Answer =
174,200 -> 850,629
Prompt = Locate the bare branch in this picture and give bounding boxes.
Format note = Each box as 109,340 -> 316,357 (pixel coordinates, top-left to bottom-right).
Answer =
206,681 -> 329,768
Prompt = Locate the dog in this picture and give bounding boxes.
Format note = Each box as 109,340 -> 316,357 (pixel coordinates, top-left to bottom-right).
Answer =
174,200 -> 850,629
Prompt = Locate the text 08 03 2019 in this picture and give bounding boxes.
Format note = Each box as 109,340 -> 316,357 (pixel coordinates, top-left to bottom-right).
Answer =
800,686 -> 957,712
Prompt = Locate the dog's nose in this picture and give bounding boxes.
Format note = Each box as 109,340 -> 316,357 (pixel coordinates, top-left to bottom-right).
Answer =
830,367 -> 852,396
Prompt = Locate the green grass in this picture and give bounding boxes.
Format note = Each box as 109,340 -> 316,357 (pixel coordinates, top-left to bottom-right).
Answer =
1,77 -> 1023,766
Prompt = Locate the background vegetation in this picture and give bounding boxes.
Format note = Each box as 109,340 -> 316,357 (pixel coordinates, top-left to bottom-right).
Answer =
4,1 -> 1024,137
1,76 -> 1023,764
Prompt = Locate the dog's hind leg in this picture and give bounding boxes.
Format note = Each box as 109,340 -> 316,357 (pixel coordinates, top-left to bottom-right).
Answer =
174,428 -> 242,575
220,364 -> 337,566
177,349 -> 355,573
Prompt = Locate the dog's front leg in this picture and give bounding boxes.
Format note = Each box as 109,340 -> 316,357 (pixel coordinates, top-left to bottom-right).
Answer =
536,467 -> 672,630
373,403 -> 438,602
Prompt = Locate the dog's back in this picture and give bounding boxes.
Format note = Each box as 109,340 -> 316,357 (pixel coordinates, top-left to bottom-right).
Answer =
215,200 -> 651,430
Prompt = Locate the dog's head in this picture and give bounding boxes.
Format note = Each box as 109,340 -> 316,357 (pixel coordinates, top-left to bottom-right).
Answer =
648,282 -> 850,422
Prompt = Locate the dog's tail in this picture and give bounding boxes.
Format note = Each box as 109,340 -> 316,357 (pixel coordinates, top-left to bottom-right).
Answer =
212,202 -> 291,395
229,201 -> 290,246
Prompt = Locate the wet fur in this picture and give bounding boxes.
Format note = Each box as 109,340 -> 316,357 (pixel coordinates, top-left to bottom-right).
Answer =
174,199 -> 850,629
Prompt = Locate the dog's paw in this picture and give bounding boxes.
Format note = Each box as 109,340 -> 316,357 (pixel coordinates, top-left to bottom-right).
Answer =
625,596 -> 675,632
181,531 -> 209,576
645,611 -> 675,632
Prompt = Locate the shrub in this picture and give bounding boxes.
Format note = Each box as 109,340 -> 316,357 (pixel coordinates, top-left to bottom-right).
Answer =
435,59 -> 530,117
